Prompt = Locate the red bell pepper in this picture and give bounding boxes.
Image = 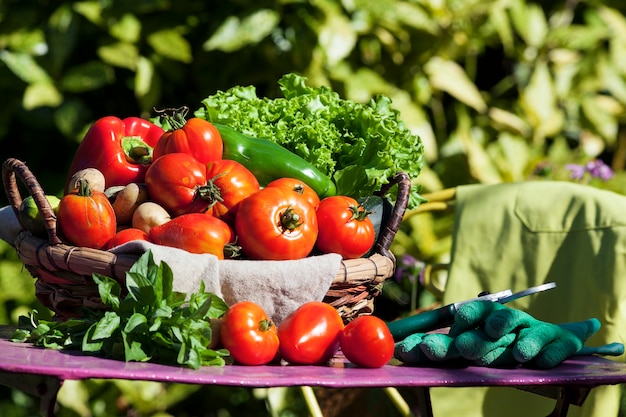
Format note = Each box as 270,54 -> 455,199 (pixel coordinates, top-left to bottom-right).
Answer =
66,116 -> 164,188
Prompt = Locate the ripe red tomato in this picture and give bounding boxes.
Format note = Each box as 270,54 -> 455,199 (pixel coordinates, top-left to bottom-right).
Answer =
340,315 -> 395,368
144,152 -> 211,216
153,114 -> 223,165
277,301 -> 345,365
205,159 -> 260,225
57,179 -> 117,249
315,195 -> 375,259
235,187 -> 318,260
265,177 -> 321,209
106,227 -> 150,249
148,213 -> 234,258
220,301 -> 280,366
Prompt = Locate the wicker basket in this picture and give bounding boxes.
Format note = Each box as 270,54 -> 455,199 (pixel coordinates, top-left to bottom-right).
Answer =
2,157 -> 410,322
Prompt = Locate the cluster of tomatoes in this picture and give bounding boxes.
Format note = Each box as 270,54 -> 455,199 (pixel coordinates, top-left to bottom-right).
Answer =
56,114 -> 377,261
221,300 -> 395,368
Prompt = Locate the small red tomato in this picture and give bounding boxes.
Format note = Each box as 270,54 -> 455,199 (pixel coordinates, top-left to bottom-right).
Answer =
277,301 -> 345,365
315,195 -> 375,259
235,186 -> 318,260
265,177 -> 321,209
57,179 -> 117,249
220,301 -> 280,366
153,109 -> 223,165
205,159 -> 260,225
149,213 -> 234,258
340,315 -> 395,368
106,228 -> 150,249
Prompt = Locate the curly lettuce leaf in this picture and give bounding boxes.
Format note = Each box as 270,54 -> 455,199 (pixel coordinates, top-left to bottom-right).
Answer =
195,73 -> 424,208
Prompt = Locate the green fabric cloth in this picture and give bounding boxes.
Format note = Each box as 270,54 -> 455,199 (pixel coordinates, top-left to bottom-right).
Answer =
430,181 -> 626,417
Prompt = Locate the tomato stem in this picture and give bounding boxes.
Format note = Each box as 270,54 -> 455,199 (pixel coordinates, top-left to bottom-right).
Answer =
350,204 -> 371,221
76,178 -> 92,197
259,319 -> 275,332
280,206 -> 302,230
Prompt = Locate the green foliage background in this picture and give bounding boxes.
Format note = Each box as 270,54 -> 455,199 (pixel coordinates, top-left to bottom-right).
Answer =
2,0 -> 626,415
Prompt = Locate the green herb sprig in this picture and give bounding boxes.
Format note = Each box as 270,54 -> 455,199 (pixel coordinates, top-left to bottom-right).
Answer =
12,250 -> 230,369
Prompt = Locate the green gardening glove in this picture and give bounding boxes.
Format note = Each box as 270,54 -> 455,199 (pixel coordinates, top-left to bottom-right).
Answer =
451,300 -> 608,369
394,332 -> 466,365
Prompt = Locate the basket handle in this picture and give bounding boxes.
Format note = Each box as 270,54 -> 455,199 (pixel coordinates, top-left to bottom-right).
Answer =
373,171 -> 411,258
2,158 -> 62,245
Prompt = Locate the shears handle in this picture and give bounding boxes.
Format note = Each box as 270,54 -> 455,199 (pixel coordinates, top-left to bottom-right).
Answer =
386,304 -> 457,341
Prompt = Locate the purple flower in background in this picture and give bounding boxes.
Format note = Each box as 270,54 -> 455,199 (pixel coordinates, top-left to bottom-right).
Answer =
394,254 -> 424,284
565,163 -> 586,181
565,160 -> 614,182
586,160 -> 614,181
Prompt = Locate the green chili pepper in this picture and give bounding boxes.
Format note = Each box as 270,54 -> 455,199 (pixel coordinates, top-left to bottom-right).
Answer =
214,123 -> 337,198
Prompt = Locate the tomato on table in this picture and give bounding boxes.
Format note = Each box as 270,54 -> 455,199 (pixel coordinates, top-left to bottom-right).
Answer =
220,301 -> 280,366
315,195 -> 375,259
340,315 -> 395,368
277,301 -> 345,365
235,186 -> 318,260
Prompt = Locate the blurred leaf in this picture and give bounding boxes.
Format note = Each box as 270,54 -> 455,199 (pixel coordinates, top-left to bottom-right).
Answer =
98,42 -> 139,70
0,50 -> 51,83
135,55 -> 154,98
318,7 -> 357,66
519,60 -> 564,142
48,4 -> 79,76
425,57 -> 487,113
110,13 -> 142,43
60,61 -> 115,92
23,82 -> 63,109
148,29 -> 192,63
6,29 -> 46,56
581,95 -> 618,143
598,56 -> 626,105
487,132 -> 532,182
72,1 -> 104,26
488,107 -> 531,136
203,9 -> 280,52
509,0 -> 548,48
597,6 -> 626,40
489,4 -> 514,54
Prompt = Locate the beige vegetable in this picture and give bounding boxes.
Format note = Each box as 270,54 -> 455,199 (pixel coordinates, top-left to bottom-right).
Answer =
112,183 -> 149,225
66,168 -> 106,194
132,201 -> 171,234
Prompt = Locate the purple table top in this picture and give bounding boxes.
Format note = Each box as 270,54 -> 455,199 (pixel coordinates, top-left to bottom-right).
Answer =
2,337 -> 626,389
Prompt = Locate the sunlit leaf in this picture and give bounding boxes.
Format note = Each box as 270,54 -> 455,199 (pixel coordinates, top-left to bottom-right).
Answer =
424,57 -> 487,113
203,9 -> 280,52
23,82 -> 62,109
519,60 -> 564,142
581,95 -> 618,143
509,1 -> 548,48
60,61 -> 115,92
110,13 -> 142,43
0,50 -> 50,83
98,42 -> 139,70
135,55 -> 154,98
72,1 -> 103,26
318,12 -> 357,66
148,29 -> 192,63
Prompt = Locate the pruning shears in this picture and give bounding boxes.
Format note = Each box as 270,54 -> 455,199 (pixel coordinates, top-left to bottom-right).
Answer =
387,282 -> 557,341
